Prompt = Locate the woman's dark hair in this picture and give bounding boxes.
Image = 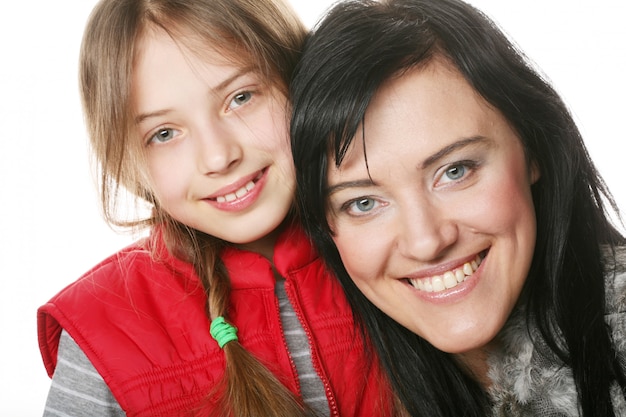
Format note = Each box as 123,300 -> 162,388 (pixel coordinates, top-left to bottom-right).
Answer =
290,0 -> 626,415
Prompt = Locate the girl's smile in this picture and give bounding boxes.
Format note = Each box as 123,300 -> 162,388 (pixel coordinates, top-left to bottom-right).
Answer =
204,168 -> 267,211
131,27 -> 295,248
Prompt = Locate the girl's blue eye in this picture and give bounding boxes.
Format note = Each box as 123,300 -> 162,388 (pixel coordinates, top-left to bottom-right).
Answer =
229,91 -> 252,109
149,128 -> 176,144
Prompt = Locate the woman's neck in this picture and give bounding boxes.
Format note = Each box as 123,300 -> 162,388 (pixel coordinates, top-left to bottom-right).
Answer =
453,340 -> 500,389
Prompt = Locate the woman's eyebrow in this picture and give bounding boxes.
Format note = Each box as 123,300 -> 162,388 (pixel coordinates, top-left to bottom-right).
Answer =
420,135 -> 490,169
326,136 -> 490,196
326,179 -> 376,197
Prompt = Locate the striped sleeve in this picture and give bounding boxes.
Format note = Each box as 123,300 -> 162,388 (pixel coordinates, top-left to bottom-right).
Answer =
43,330 -> 125,417
276,280 -> 330,417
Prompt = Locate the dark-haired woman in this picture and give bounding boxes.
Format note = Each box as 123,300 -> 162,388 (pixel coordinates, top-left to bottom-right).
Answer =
290,0 -> 626,415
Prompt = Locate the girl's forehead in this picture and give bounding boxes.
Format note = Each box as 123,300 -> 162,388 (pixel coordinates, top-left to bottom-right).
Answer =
136,26 -> 228,63
140,32 -> 227,74
131,25 -> 288,114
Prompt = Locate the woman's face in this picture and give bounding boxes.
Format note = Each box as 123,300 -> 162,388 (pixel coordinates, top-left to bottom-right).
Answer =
131,28 -> 295,254
326,59 -> 538,355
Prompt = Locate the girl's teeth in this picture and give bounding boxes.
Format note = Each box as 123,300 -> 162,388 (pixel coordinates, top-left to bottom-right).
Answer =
409,254 -> 483,293
216,181 -> 256,203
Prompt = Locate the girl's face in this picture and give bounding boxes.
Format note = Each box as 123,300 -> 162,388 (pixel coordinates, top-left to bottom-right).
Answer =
326,60 -> 538,357
132,28 -> 294,253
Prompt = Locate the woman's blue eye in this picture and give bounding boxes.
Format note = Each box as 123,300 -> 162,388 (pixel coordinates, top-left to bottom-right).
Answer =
353,198 -> 376,212
150,128 -> 175,144
339,196 -> 385,217
445,164 -> 466,181
229,91 -> 252,109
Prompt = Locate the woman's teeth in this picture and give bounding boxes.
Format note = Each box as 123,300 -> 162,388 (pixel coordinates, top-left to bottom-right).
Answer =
216,181 -> 255,203
409,253 -> 483,293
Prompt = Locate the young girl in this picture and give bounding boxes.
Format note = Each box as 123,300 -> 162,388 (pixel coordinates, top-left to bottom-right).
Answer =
37,0 -> 392,416
290,0 -> 626,416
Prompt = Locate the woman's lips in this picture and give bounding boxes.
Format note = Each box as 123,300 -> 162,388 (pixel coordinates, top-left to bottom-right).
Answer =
407,252 -> 484,293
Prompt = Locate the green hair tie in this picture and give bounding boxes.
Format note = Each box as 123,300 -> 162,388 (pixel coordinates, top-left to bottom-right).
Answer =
210,316 -> 238,348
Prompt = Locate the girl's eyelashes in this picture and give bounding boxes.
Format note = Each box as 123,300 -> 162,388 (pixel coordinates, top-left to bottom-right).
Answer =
147,127 -> 180,145
228,90 -> 253,110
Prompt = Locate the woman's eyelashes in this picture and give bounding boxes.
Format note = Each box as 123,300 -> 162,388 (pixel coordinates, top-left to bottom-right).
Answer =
334,159 -> 481,217
340,196 -> 385,217
435,160 -> 479,187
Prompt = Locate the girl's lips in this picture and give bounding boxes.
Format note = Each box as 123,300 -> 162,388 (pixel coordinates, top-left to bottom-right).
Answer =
204,168 -> 269,212
206,169 -> 266,200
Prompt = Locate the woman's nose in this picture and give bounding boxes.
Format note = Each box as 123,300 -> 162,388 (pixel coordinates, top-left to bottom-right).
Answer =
396,198 -> 458,261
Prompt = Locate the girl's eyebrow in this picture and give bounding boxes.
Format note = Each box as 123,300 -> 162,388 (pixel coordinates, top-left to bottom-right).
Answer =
134,68 -> 253,125
211,68 -> 253,95
135,109 -> 172,125
326,136 -> 490,196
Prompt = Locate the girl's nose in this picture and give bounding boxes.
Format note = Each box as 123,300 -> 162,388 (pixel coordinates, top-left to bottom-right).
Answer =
196,124 -> 243,176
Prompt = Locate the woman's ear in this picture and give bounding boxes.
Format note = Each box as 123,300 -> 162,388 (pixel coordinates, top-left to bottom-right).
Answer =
529,158 -> 541,184
326,213 -> 337,236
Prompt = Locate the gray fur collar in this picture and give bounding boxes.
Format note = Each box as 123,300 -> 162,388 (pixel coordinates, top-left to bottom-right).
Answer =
487,246 -> 626,416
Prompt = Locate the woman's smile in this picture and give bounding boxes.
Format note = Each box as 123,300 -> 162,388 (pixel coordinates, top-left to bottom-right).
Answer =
406,252 -> 483,293
327,58 -> 538,355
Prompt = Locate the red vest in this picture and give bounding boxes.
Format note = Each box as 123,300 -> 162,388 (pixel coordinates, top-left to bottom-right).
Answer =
38,224 -> 391,416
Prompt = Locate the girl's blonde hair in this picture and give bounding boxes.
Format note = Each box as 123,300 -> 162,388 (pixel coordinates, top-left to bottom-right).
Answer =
79,0 -> 311,415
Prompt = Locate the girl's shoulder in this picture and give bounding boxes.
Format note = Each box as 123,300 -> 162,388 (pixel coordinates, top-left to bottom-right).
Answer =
62,230 -> 197,294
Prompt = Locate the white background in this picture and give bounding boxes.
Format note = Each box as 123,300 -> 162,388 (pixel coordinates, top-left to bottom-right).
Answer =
1,0 -> 624,414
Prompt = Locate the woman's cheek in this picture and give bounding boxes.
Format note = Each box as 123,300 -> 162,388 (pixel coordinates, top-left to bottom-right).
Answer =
333,220 -> 389,283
